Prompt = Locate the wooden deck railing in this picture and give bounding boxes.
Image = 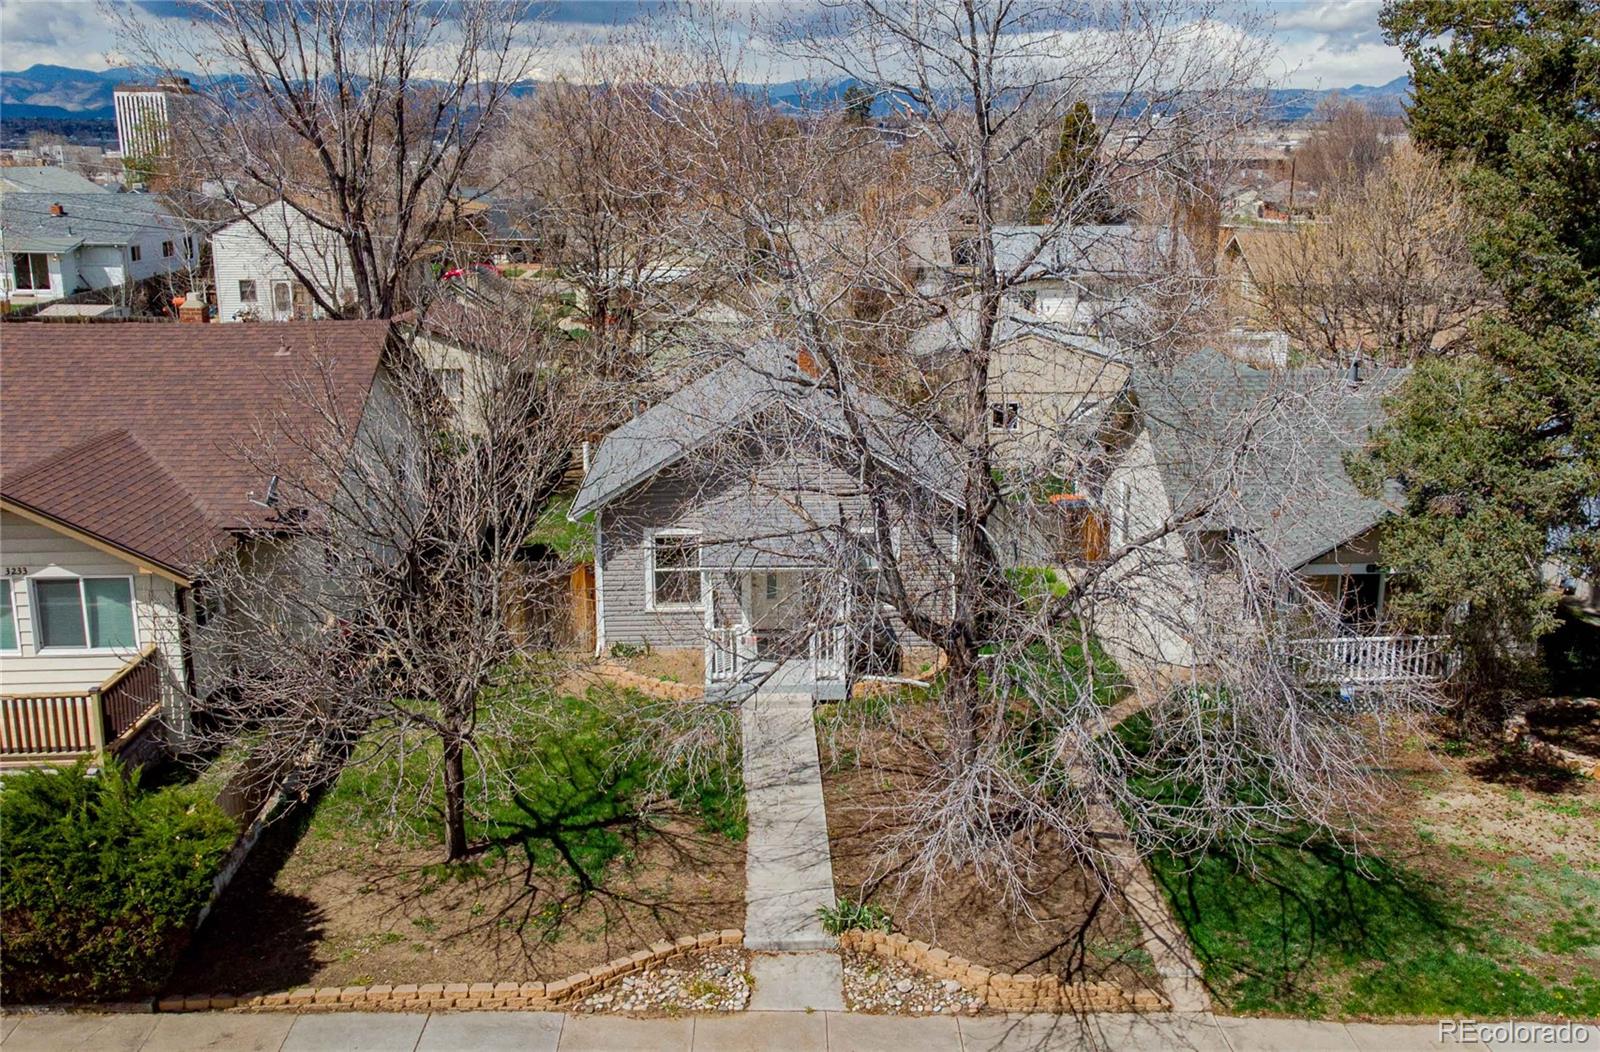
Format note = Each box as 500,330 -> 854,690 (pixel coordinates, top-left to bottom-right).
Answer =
0,645 -> 165,762
1296,634 -> 1448,687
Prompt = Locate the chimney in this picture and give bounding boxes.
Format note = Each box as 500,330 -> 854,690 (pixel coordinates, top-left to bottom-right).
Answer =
49,202 -> 64,217
797,345 -> 822,379
178,289 -> 210,324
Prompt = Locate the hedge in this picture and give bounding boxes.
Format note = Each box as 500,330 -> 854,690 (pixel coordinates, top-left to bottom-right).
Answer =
0,761 -> 236,1003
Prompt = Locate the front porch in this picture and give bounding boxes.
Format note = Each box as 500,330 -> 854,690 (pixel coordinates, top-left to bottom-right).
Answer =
0,645 -> 167,767
1295,632 -> 1449,689
705,569 -> 852,701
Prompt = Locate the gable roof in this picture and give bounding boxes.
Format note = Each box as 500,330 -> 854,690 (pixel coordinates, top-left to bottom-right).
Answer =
572,343 -> 966,519
1132,349 -> 1403,569
2,430 -> 229,578
0,192 -> 183,253
908,299 -> 1126,363
1,321 -> 395,574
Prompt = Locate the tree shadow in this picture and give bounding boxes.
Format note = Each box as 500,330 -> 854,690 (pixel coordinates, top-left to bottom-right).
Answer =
1467,749 -> 1584,794
1150,837 -> 1460,1014
165,801 -> 329,995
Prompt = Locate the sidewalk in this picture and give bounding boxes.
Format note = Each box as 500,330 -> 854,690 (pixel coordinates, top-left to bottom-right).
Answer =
3,1010 -> 1593,1051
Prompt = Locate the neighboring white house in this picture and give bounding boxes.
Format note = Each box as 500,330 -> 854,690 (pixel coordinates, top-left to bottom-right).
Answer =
0,192 -> 197,308
1090,350 -> 1445,687
211,200 -> 354,322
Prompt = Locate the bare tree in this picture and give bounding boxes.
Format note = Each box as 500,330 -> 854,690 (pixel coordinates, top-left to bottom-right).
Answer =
607,0 -> 1437,919
113,0 -> 540,319
188,314 -> 589,860
1251,144 -> 1490,362
1293,96 -> 1397,193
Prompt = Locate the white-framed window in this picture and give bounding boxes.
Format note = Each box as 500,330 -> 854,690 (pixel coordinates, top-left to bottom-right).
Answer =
648,529 -> 702,610
184,236 -> 196,258
272,280 -> 292,315
11,252 -> 49,291
434,367 -> 465,402
129,244 -> 143,263
238,279 -> 257,304
31,575 -> 138,652
0,582 -> 17,652
990,401 -> 1021,431
160,240 -> 175,258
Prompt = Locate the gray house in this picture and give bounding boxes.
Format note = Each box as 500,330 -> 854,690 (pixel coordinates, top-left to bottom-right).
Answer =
571,344 -> 963,697
1095,350 -> 1444,685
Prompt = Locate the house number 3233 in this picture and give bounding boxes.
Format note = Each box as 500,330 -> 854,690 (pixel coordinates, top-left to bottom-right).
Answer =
5,567 -> 27,576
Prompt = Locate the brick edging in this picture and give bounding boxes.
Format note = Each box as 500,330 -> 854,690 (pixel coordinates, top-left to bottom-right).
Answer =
590,663 -> 701,701
839,930 -> 1167,1013
156,930 -> 743,1013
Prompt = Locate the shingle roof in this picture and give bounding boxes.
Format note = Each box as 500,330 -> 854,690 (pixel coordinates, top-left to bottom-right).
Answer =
0,168 -> 109,195
2,430 -> 229,576
0,192 -> 184,253
1,321 -> 394,574
1133,349 -> 1403,568
991,224 -> 1175,281
572,342 -> 966,518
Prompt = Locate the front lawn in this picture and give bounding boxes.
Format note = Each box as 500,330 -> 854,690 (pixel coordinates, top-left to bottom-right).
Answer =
169,684 -> 745,993
1148,734 -> 1600,1019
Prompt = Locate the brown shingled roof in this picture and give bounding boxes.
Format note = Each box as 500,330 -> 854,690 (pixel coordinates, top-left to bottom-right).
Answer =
1,320 -> 394,574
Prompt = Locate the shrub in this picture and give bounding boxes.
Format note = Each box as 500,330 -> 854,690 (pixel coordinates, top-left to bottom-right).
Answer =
0,761 -> 237,1003
818,898 -> 894,936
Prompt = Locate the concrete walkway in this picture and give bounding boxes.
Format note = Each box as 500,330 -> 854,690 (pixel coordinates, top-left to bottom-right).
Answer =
5,1009 -> 1593,1051
740,683 -> 837,953
738,677 -> 845,1012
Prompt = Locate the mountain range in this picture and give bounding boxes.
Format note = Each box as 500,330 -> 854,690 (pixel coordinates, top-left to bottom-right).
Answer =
0,62 -> 1411,125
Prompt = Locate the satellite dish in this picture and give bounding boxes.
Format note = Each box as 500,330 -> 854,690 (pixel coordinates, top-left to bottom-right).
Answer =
249,475 -> 280,509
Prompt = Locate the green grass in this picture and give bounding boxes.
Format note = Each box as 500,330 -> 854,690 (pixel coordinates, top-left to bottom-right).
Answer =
310,683 -> 743,890
525,495 -> 593,562
1150,841 -> 1600,1018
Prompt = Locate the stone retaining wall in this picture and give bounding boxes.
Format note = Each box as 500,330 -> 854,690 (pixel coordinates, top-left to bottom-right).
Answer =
838,930 -> 1167,1013
156,930 -> 744,1013
590,663 -> 701,701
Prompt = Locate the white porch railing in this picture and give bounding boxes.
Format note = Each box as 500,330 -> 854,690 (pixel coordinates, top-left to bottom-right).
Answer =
708,626 -> 745,682
1297,634 -> 1448,686
809,622 -> 847,683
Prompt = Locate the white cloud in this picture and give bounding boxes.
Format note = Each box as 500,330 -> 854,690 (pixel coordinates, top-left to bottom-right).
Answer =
0,0 -> 1407,93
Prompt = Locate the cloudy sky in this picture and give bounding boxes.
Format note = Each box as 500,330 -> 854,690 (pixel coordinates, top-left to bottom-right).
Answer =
0,0 -> 1407,89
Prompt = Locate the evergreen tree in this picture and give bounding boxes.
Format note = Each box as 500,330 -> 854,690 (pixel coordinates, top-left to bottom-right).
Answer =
842,83 -> 873,124
1357,0 -> 1600,695
1027,100 -> 1109,223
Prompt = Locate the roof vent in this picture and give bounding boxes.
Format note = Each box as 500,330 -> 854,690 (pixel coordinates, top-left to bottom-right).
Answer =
49,202 -> 65,217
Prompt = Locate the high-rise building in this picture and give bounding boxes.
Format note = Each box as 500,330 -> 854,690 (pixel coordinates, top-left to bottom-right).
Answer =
113,77 -> 195,161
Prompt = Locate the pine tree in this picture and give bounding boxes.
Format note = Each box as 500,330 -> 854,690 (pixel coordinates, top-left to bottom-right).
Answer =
1027,101 -> 1109,223
1356,0 -> 1600,696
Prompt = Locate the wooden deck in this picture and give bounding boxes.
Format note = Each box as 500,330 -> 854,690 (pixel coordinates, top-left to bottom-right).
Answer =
0,645 -> 166,766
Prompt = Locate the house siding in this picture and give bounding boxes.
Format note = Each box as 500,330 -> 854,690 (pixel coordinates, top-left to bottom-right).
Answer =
596,436 -> 952,653
212,204 -> 353,322
0,510 -> 187,730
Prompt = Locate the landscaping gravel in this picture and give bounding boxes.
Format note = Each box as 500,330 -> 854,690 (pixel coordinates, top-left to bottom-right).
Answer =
572,948 -> 751,1014
841,951 -> 986,1015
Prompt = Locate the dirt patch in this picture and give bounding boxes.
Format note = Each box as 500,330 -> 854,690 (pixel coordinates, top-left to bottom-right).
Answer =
614,648 -> 704,685
818,701 -> 1158,991
169,813 -> 744,994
